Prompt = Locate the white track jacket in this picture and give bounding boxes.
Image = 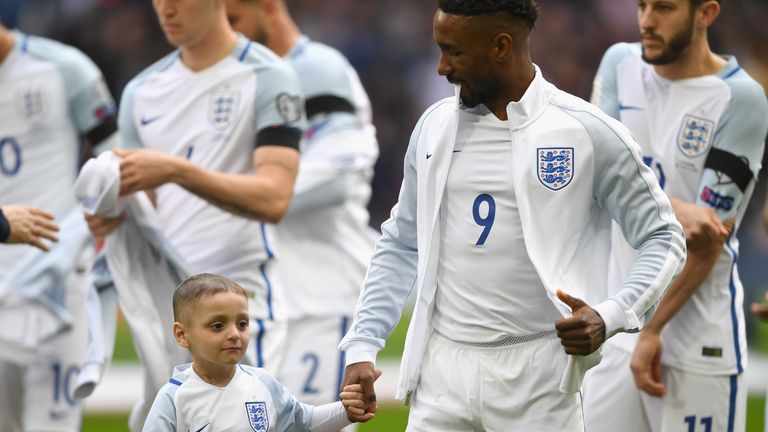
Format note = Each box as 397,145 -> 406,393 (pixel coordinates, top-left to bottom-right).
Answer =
340,67 -> 686,399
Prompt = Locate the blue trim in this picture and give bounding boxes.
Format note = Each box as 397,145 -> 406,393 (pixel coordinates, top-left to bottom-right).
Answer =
723,66 -> 741,80
238,364 -> 253,376
335,316 -> 350,401
723,237 -> 743,373
255,319 -> 266,368
21,34 -> 29,52
260,223 -> 274,259
727,374 -> 737,432
259,263 -> 274,320
169,378 -> 182,386
239,40 -> 252,62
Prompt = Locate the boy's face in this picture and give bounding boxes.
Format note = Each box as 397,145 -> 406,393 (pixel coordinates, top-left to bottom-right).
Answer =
175,291 -> 250,368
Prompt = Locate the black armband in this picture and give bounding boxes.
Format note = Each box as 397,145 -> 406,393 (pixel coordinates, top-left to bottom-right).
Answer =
305,95 -> 355,118
85,115 -> 118,147
256,126 -> 302,150
0,208 -> 10,243
704,148 -> 752,192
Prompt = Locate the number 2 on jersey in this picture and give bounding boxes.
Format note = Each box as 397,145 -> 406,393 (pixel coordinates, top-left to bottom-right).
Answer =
0,137 -> 21,176
472,193 -> 496,246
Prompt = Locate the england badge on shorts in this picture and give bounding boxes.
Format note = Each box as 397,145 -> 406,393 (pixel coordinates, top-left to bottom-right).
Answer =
245,401 -> 269,432
16,87 -> 48,123
208,90 -> 240,130
677,114 -> 714,158
537,147 -> 573,191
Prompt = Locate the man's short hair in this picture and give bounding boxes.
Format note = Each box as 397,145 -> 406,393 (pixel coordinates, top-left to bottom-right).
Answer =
173,273 -> 247,322
436,0 -> 541,29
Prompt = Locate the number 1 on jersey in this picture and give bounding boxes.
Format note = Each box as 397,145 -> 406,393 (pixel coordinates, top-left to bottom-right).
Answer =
472,193 -> 496,246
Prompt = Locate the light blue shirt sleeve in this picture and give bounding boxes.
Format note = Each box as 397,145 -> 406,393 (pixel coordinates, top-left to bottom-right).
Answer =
142,383 -> 178,432
288,39 -> 357,104
694,67 -> 768,220
255,370 -> 313,432
590,43 -> 637,120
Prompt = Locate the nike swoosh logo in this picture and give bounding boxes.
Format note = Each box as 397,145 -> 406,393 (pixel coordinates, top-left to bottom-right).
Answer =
618,103 -> 643,111
140,115 -> 163,126
452,150 -> 462,153
426,153 -> 432,159
189,424 -> 209,432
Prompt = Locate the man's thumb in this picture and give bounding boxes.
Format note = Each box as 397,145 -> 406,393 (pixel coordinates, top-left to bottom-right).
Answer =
557,289 -> 585,311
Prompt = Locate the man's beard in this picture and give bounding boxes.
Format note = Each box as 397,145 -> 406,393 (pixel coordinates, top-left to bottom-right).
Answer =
642,17 -> 694,65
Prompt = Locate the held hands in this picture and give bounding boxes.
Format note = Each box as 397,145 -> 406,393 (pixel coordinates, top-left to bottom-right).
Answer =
3,205 -> 59,251
630,330 -> 666,397
340,363 -> 381,422
554,290 -> 606,356
752,291 -> 768,321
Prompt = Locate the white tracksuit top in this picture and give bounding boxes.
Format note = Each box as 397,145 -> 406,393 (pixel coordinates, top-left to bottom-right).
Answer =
340,66 -> 686,399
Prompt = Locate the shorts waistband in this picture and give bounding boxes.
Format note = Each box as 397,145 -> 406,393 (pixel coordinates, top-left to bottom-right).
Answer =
434,328 -> 557,348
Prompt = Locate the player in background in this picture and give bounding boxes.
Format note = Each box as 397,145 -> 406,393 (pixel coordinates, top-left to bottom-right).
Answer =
143,273 -> 376,432
0,23 -> 117,432
583,0 -> 768,431
84,0 -> 305,429
339,0 -> 686,429
225,0 -> 379,416
0,205 -> 59,250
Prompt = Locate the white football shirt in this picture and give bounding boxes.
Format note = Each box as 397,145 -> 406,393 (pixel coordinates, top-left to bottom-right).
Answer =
432,104 -> 561,342
593,43 -> 768,375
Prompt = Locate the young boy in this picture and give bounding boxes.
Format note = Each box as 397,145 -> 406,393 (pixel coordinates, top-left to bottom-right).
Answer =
142,273 -> 376,432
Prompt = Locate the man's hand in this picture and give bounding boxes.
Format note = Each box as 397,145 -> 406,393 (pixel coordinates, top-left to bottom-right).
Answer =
671,199 -> 730,250
339,368 -> 382,423
114,148 -> 181,196
341,362 -> 379,422
3,205 -> 59,251
85,214 -> 125,237
630,330 -> 666,397
555,290 -> 606,355
752,291 -> 768,321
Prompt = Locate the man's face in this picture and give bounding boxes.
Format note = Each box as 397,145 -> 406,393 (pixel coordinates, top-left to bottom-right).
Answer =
225,0 -> 269,45
177,291 -> 250,369
153,0 -> 219,47
638,0 -> 695,65
433,10 -> 501,108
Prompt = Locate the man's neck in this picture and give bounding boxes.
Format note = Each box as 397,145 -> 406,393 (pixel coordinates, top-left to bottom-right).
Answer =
0,28 -> 14,64
267,12 -> 301,57
653,37 -> 726,80
180,21 -> 238,72
489,59 -> 535,121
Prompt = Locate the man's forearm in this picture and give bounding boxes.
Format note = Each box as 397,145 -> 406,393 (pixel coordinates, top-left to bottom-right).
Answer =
645,242 -> 722,333
171,156 -> 297,223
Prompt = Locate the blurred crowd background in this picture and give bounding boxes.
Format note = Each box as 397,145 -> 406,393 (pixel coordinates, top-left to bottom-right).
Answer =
3,0 -> 768,340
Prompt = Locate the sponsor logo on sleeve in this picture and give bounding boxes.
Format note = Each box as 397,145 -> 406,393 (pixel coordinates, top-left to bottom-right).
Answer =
537,147 -> 573,191
276,93 -> 302,123
700,186 -> 734,211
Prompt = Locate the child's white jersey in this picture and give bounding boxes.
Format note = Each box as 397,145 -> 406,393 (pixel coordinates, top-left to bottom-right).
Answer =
592,43 -> 768,375
143,364 -> 315,432
120,36 -> 304,318
275,36 -> 379,319
0,30 -> 114,278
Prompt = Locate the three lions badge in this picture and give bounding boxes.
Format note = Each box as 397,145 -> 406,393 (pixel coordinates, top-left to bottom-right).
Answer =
537,147 -> 573,191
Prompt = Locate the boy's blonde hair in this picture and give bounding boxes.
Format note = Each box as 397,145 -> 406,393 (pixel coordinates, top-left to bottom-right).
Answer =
173,273 -> 247,323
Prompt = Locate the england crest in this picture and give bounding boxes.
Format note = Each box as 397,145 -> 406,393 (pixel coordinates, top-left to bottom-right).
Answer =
537,147 -> 573,191
16,87 -> 48,123
245,401 -> 269,432
208,90 -> 240,130
677,114 -> 714,158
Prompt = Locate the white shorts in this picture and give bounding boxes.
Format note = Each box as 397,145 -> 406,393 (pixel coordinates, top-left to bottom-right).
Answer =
407,331 -> 584,432
275,315 -> 350,405
0,255 -> 90,432
582,342 -> 746,432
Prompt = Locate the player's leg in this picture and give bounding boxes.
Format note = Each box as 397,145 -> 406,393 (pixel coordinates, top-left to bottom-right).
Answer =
0,360 -> 24,432
22,260 -> 90,432
406,334 -> 481,432
480,336 -> 582,432
658,368 -> 745,432
582,342 -> 656,432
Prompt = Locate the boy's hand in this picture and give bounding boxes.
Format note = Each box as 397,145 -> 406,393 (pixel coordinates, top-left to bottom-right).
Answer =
339,368 -> 382,423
